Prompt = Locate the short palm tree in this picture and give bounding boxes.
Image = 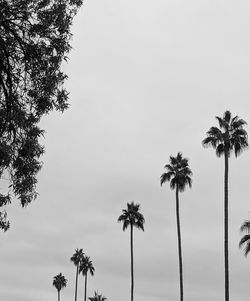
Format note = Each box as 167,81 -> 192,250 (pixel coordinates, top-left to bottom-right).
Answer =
161,152 -> 192,301
79,255 -> 95,301
89,291 -> 107,301
118,202 -> 145,301
71,248 -> 85,301
52,273 -> 67,301
203,110 -> 248,301
239,220 -> 250,256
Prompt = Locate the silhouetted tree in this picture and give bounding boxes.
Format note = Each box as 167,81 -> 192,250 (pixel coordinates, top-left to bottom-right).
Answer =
0,0 -> 83,230
203,110 -> 248,301
89,291 -> 107,301
118,202 -> 145,301
161,152 -> 192,301
239,220 -> 250,256
71,248 -> 85,301
79,255 -> 95,301
53,273 -> 67,301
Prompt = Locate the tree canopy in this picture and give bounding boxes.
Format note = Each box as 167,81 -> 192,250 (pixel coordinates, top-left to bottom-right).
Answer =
202,110 -> 248,157
118,202 -> 145,232
160,152 -> 192,192
0,0 -> 82,230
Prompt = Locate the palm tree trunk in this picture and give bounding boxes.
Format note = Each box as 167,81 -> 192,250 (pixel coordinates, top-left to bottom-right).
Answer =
130,224 -> 134,301
75,264 -> 79,301
58,290 -> 60,301
84,273 -> 88,301
224,151 -> 229,301
176,186 -> 183,301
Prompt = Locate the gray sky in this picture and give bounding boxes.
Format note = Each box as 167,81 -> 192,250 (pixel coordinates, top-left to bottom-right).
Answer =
1,0 -> 250,300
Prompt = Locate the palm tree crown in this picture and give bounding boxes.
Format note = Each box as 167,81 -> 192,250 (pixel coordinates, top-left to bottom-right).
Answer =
53,273 -> 67,292
79,256 -> 95,276
202,110 -> 248,157
118,202 -> 145,231
239,220 -> 250,256
89,291 -> 107,301
71,248 -> 85,266
160,152 -> 192,192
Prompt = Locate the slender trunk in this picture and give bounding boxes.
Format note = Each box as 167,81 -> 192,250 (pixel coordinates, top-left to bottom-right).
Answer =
224,151 -> 229,301
176,186 -> 183,301
84,272 -> 88,301
58,290 -> 60,301
75,263 -> 79,301
130,224 -> 134,301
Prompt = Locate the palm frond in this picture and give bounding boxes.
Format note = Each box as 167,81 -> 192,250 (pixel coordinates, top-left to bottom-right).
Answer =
186,176 -> 192,188
215,143 -> 224,157
223,110 -> 232,123
160,172 -> 173,186
244,241 -> 250,257
207,126 -> 223,137
202,127 -> 222,149
239,234 -> 250,248
176,152 -> 183,162
239,235 -> 250,257
240,220 -> 250,233
215,116 -> 227,129
164,164 -> 174,172
231,115 -> 239,124
170,178 -> 176,190
122,219 -> 130,231
232,118 -> 247,129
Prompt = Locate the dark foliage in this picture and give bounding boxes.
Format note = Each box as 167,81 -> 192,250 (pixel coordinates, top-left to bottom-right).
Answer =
118,202 -> 145,231
160,152 -> 192,192
53,272 -> 67,292
239,220 -> 250,257
0,0 -> 82,230
79,255 -> 95,277
202,110 -> 248,157
89,291 -> 107,301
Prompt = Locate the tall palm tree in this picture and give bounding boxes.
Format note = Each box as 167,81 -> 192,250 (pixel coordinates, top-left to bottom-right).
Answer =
79,255 -> 95,301
239,220 -> 250,256
71,248 -> 85,301
118,202 -> 145,301
202,110 -> 248,301
160,152 -> 192,301
52,273 -> 67,301
89,291 -> 107,301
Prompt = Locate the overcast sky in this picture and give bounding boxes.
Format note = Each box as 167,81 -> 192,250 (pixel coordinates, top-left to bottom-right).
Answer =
1,1 -> 250,300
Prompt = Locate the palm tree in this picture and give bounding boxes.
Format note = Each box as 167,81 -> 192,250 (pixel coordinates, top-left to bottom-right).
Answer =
71,248 -> 85,301
89,291 -> 107,301
52,273 -> 67,301
79,255 -> 95,301
118,202 -> 145,301
160,152 -> 192,301
203,110 -> 248,301
239,220 -> 250,256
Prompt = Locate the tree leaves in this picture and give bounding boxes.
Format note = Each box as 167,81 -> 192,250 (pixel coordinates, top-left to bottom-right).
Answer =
0,0 -> 82,230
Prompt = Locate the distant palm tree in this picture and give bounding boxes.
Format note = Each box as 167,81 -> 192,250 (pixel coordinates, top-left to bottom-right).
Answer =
89,291 -> 107,301
71,248 -> 85,301
118,202 -> 145,301
52,273 -> 67,301
203,110 -> 248,301
79,255 -> 95,301
239,220 -> 250,256
161,152 -> 192,301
